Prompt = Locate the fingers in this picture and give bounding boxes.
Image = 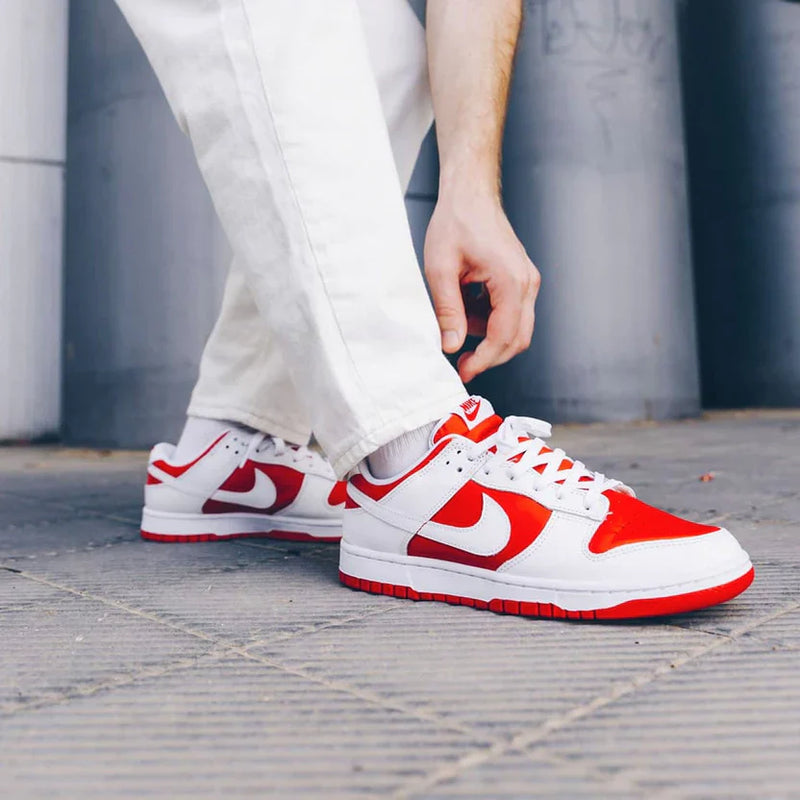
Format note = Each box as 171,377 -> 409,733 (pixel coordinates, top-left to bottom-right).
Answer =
457,293 -> 520,382
425,259 -> 468,353
458,261 -> 540,383
519,265 -> 539,345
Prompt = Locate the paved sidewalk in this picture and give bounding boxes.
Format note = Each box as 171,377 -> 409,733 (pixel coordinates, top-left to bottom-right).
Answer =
1,411 -> 799,799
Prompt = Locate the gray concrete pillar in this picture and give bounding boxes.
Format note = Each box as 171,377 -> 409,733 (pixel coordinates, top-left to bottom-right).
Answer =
470,0 -> 701,422
0,2 -> 69,440
681,0 -> 800,407
63,0 -> 230,448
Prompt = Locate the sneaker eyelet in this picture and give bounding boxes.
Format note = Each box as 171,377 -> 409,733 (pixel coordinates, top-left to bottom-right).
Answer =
456,467 -> 463,473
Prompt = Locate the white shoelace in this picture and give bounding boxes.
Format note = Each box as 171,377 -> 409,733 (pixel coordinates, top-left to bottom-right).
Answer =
238,433 -> 330,473
468,415 -> 629,511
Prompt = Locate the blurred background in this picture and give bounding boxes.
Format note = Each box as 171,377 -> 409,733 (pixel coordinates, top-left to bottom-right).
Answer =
2,0 -> 799,448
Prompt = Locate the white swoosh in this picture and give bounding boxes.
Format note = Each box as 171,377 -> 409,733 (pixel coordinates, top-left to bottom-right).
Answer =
417,494 -> 511,556
211,469 -> 278,509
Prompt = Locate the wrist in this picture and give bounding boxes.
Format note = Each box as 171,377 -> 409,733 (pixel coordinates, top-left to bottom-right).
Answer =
437,140 -> 501,200
438,163 -> 501,205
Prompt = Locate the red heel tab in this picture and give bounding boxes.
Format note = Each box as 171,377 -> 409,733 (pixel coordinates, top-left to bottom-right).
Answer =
327,481 -> 348,507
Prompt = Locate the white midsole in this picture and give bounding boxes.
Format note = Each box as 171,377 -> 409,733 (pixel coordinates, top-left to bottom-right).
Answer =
141,507 -> 341,538
339,540 -> 753,611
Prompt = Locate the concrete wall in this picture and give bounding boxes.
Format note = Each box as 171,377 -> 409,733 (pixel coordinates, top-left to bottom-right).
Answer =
59,0 -> 800,449
63,1 -> 230,448
0,2 -> 69,440
682,0 -> 800,407
470,0 -> 701,421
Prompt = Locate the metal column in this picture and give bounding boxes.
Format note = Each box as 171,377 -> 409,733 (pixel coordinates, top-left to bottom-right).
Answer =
63,1 -> 230,447
471,0 -> 701,422
682,0 -> 800,407
0,2 -> 69,440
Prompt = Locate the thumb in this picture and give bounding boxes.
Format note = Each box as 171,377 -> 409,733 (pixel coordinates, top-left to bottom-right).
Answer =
425,262 -> 468,353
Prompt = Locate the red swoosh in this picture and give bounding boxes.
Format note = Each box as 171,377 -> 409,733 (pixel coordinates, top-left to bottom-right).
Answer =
464,401 -> 481,421
202,463 -> 303,515
408,481 -> 551,570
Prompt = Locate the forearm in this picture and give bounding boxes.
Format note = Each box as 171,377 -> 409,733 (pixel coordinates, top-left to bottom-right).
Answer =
426,0 -> 522,196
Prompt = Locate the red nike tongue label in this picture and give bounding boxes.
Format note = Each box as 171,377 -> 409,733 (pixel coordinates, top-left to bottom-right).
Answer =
453,396 -> 495,427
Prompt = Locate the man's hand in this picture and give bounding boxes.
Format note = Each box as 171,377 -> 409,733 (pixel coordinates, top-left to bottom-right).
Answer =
425,0 -> 532,384
424,186 -> 540,383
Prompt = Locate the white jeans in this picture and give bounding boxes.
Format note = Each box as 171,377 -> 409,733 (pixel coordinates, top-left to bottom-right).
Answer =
114,0 -> 467,476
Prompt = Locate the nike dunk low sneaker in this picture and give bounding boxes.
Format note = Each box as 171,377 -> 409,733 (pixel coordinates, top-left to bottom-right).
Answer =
340,397 -> 754,619
141,430 -> 345,542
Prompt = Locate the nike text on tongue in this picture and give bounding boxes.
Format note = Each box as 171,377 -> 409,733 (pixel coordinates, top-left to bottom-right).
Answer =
432,396 -> 502,445
454,396 -> 495,427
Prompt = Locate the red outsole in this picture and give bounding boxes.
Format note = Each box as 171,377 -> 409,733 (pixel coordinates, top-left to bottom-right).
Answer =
338,566 -> 755,620
141,530 -> 340,543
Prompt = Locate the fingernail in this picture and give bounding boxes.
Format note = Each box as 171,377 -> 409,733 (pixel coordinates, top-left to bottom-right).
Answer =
443,330 -> 460,351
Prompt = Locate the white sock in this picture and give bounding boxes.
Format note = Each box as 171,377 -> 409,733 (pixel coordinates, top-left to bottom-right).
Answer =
367,422 -> 436,479
174,416 -> 249,462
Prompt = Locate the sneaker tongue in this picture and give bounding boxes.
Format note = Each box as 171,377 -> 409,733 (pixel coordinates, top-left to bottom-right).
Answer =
431,396 -> 502,445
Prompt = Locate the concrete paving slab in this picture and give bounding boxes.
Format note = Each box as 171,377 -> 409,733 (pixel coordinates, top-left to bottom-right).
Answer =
0,411 -> 798,798
0,569 -> 65,609
249,604 -> 717,736
0,516 -> 139,560
1,573 -> 212,713
4,538 -> 388,647
536,636 -> 800,799
0,658 -> 486,799
418,752 -> 646,799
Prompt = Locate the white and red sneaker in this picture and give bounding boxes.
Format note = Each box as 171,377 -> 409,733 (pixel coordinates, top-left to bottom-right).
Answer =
141,431 -> 345,543
340,397 -> 754,619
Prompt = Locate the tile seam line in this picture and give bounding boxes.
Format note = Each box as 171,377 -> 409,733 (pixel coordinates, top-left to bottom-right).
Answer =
0,567 -> 472,730
2,566 -> 479,738
0,570 -> 717,793
0,565 -> 220,642
220,641 -> 483,739
0,606 -> 415,720
2,564 -> 782,797
391,598 -> 800,799
0,563 -> 402,652
0,154 -> 65,167
0,648 -> 228,718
